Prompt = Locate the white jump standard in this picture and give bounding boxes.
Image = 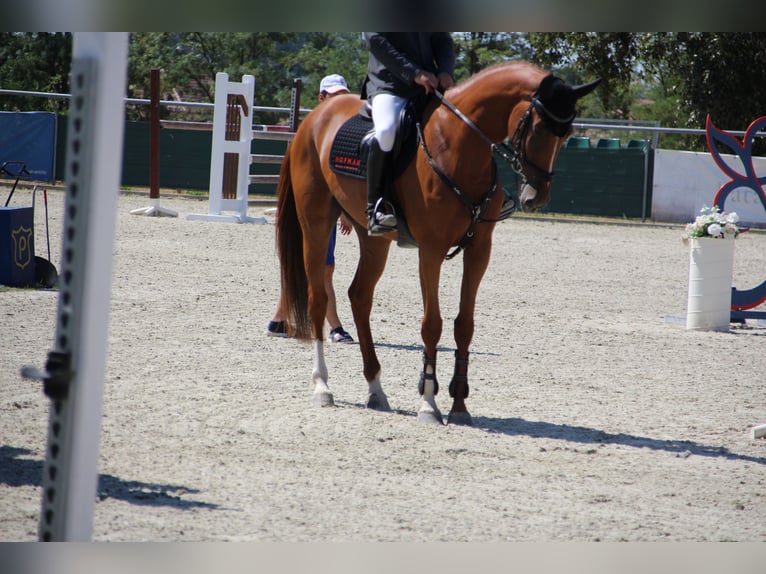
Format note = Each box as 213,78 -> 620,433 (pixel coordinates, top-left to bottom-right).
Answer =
188,72 -> 265,224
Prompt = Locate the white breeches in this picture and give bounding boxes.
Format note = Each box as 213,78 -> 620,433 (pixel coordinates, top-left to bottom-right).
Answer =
370,93 -> 408,152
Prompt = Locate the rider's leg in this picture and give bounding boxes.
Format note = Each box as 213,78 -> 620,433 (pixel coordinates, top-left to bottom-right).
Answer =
366,93 -> 406,235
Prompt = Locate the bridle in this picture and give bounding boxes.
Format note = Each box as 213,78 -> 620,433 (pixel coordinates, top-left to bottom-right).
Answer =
415,87 -> 574,260
435,88 -> 574,188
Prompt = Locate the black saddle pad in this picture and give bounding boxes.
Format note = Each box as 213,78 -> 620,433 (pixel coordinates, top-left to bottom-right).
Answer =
329,114 -> 373,179
329,106 -> 418,181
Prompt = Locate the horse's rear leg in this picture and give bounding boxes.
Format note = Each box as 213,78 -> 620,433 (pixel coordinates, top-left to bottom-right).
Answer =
348,236 -> 392,411
306,223 -> 335,407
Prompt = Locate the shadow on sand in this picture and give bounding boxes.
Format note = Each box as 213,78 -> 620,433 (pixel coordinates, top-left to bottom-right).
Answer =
0,445 -> 220,510
471,416 -> 766,465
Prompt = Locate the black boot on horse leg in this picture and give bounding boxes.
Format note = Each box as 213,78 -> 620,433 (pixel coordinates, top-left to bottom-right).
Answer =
365,138 -> 396,236
447,351 -> 472,426
417,353 -> 443,424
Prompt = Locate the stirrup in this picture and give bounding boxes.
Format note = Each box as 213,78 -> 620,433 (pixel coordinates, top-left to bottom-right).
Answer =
498,186 -> 520,221
367,199 -> 397,236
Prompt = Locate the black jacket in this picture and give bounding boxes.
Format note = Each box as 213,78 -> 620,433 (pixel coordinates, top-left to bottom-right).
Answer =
362,33 -> 455,100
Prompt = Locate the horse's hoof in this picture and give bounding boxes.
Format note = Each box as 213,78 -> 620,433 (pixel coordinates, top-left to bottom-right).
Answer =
312,390 -> 335,407
418,401 -> 444,425
417,409 -> 444,425
366,392 -> 391,412
447,411 -> 473,426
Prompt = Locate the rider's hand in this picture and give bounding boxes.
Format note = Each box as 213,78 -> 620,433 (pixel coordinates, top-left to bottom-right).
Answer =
438,72 -> 454,91
414,70 -> 439,94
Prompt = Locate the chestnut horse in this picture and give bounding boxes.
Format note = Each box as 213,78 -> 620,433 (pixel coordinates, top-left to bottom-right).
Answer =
276,61 -> 599,425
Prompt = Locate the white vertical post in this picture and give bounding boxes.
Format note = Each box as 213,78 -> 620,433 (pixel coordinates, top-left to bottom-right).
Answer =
187,72 -> 265,223
24,32 -> 128,541
209,72 -> 230,217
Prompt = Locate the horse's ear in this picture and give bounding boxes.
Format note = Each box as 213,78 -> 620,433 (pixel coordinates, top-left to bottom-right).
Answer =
572,78 -> 602,100
537,73 -> 557,97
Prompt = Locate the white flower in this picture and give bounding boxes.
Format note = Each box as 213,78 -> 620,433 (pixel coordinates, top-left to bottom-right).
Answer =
683,205 -> 739,240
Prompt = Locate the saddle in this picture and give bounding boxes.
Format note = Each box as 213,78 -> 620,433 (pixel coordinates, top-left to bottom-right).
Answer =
329,101 -> 418,181
329,101 -> 420,248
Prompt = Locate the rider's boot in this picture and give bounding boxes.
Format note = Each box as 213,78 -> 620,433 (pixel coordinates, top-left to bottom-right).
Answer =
365,138 -> 396,235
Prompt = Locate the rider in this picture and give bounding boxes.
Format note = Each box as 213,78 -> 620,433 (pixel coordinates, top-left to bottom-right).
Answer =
362,33 -> 455,235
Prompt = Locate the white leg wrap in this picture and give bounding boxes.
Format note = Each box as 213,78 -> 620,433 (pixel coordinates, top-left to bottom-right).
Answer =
417,361 -> 442,424
311,340 -> 334,407
312,340 -> 328,388
365,373 -> 391,411
368,376 -> 384,397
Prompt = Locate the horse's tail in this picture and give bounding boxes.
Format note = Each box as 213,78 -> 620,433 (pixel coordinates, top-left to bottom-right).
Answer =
276,145 -> 311,340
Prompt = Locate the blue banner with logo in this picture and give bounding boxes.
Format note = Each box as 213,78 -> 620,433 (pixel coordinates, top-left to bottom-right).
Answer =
0,112 -> 57,182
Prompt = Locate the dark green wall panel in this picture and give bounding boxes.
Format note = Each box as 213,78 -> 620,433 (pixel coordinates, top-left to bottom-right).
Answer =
497,145 -> 654,219
56,117 -> 287,193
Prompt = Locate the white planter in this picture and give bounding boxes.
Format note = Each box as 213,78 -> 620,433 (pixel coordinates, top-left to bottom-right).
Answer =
686,237 -> 735,331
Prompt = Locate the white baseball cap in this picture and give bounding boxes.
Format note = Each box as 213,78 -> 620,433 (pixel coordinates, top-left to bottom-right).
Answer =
319,74 -> 349,94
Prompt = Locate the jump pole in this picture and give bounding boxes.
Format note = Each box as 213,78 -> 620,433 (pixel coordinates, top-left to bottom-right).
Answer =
187,72 -> 265,224
131,68 -> 178,217
21,32 -> 128,541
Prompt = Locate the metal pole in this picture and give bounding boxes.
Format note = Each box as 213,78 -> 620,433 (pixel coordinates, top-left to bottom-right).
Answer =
130,69 -> 177,216
290,78 -> 302,133
150,68 -> 160,201
641,143 -> 650,223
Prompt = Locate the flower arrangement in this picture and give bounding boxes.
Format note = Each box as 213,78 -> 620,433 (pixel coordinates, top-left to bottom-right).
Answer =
683,205 -> 740,241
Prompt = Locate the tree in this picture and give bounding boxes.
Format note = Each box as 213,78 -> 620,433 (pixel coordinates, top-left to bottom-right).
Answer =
452,32 -> 532,81
630,33 -> 688,149
283,33 -> 368,97
671,32 -> 766,154
127,33 -> 303,123
6,32 -> 765,155
527,32 -> 638,119
126,33 -> 178,121
0,32 -> 72,113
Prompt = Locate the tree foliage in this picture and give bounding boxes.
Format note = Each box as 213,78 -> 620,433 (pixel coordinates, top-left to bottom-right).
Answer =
0,32 -> 72,113
282,33 -> 368,97
451,32 -> 532,80
670,33 -> 766,155
527,32 -> 638,119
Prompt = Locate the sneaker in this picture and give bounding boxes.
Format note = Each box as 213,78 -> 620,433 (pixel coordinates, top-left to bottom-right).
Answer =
266,320 -> 288,337
328,327 -> 354,343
